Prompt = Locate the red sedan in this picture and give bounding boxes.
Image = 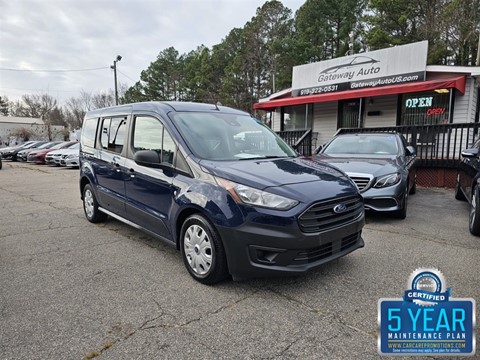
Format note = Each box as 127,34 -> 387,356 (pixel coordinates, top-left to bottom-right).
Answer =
27,141 -> 77,164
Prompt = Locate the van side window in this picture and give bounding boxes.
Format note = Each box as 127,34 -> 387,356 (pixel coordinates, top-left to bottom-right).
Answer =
133,116 -> 176,165
81,118 -> 98,148
162,131 -> 175,165
100,118 -> 111,150
100,117 -> 126,154
110,118 -> 126,153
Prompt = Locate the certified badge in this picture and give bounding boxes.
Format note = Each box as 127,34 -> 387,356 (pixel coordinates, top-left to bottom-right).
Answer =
405,268 -> 449,306
378,268 -> 476,356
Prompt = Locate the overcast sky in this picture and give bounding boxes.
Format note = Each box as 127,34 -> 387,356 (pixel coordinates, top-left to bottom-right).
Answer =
0,0 -> 304,106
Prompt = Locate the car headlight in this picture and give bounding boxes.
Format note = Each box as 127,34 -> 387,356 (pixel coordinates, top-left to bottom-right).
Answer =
373,173 -> 401,188
215,177 -> 298,210
66,154 -> 75,159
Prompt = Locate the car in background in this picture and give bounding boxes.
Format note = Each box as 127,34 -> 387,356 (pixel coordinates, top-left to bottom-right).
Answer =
316,132 -> 417,219
0,141 -> 36,157
45,143 -> 77,165
27,141 -> 77,164
64,151 -> 79,168
17,141 -> 62,162
0,141 -> 45,161
454,139 -> 480,236
50,143 -> 79,166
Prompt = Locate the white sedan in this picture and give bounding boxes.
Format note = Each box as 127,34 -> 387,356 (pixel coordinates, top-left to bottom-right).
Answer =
64,152 -> 79,168
45,143 -> 79,166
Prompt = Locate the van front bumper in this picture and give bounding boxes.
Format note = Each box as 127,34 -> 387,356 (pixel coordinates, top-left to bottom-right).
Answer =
216,214 -> 365,281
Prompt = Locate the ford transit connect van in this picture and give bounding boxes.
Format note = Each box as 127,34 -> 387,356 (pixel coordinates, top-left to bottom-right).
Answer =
79,102 -> 365,284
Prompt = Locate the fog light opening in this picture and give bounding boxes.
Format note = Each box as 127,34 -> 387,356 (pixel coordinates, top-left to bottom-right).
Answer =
256,249 -> 279,264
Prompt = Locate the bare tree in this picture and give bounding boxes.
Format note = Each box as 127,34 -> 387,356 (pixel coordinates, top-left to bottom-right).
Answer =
64,96 -> 87,130
92,91 -> 115,109
8,127 -> 35,141
9,94 -> 58,120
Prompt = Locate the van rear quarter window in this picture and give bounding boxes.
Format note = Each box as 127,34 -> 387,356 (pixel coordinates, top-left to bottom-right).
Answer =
81,118 -> 98,148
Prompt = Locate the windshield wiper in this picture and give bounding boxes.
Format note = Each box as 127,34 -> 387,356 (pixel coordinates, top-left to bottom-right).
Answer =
237,155 -> 294,160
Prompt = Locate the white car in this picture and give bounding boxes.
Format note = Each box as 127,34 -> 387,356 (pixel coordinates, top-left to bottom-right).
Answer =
45,143 -> 79,166
64,152 -> 79,168
59,146 -> 80,166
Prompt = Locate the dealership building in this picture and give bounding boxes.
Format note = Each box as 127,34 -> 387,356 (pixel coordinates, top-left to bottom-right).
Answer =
254,41 -> 479,149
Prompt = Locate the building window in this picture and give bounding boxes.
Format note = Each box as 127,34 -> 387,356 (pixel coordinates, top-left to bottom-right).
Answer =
282,104 -> 312,130
339,99 -> 363,128
400,90 -> 451,125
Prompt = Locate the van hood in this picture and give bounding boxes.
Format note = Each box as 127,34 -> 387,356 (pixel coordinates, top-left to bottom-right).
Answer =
199,157 -> 358,202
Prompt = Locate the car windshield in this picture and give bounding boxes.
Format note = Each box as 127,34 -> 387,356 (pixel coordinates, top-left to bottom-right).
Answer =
67,142 -> 79,149
323,135 -> 399,156
51,142 -> 69,150
171,112 -> 296,161
25,142 -> 43,149
37,142 -> 59,150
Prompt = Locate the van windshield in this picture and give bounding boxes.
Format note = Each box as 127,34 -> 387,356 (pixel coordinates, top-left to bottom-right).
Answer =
171,112 -> 296,161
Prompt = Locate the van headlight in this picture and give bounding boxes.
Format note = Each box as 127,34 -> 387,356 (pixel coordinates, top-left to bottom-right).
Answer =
373,173 -> 401,188
215,177 -> 298,210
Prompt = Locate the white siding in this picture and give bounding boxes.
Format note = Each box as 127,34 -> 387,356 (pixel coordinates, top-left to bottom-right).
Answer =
453,77 -> 476,123
312,102 -> 338,146
363,95 -> 398,127
271,110 -> 281,132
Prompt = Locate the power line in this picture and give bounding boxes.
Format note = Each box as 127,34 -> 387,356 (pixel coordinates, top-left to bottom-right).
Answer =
0,86 -> 81,93
117,70 -> 136,82
0,66 -> 109,73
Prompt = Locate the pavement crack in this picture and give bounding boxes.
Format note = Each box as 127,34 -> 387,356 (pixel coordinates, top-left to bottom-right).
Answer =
84,299 -> 173,359
265,287 -> 372,338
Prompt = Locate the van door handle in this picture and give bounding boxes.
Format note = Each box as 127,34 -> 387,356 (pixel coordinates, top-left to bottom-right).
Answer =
112,162 -> 120,171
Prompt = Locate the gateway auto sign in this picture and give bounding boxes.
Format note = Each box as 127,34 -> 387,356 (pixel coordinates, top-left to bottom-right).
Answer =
292,41 -> 428,97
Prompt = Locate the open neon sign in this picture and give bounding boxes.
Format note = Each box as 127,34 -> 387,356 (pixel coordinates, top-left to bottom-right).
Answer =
426,108 -> 446,116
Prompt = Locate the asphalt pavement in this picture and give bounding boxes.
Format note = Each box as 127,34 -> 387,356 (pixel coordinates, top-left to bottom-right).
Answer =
0,161 -> 479,359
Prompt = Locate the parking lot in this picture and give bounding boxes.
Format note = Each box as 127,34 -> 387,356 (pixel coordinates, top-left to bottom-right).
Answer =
1,161 -> 479,359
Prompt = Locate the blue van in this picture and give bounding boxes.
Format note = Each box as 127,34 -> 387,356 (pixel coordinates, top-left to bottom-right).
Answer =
79,102 -> 365,284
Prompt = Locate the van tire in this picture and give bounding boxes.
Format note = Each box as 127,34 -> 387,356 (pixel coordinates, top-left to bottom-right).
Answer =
83,184 -> 107,223
180,214 -> 228,285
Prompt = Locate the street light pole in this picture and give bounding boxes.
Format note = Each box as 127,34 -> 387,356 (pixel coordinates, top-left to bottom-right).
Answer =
111,55 -> 122,105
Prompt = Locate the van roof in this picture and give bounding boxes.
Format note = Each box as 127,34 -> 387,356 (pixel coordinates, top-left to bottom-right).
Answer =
85,101 -> 248,118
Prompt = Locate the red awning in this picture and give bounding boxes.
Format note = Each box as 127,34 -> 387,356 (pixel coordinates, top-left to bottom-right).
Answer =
253,76 -> 466,111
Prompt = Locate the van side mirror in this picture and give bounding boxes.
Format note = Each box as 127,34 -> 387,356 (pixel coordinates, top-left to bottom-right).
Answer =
134,150 -> 161,167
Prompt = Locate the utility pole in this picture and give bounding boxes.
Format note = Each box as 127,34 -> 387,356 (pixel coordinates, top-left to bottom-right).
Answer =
476,31 -> 480,66
111,55 -> 122,105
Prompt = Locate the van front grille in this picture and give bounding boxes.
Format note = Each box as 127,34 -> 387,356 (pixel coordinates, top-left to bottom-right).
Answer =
298,196 -> 364,233
292,232 -> 361,264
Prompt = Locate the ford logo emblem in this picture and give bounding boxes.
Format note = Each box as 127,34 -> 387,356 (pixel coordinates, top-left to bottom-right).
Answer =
333,203 -> 347,213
